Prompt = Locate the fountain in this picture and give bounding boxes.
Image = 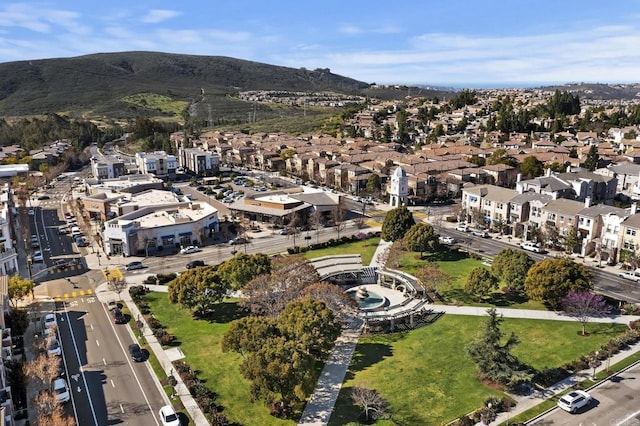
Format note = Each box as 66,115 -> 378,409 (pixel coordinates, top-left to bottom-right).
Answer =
347,286 -> 387,311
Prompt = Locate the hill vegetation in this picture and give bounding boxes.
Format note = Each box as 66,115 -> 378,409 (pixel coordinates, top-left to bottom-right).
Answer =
0,51 -> 372,121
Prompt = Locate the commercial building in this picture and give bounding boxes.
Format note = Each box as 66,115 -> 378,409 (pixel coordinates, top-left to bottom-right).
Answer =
90,157 -> 125,180
0,275 -> 16,425
178,147 -> 220,176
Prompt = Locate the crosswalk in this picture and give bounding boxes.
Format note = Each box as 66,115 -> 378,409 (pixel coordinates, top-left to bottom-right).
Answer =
53,288 -> 94,302
102,267 -> 123,281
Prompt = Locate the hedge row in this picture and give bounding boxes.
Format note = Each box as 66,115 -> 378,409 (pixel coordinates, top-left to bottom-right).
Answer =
287,231 -> 380,254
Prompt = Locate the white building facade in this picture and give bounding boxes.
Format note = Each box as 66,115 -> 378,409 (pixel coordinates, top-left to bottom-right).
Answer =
135,151 -> 178,178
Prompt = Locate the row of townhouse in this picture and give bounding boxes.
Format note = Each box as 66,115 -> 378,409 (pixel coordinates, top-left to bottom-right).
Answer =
461,181 -> 640,264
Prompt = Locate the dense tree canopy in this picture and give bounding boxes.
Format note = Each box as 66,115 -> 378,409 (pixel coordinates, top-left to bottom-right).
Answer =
167,266 -> 227,316
403,222 -> 440,256
520,156 -> 544,179
381,206 -> 415,241
464,267 -> 498,300
222,299 -> 340,412
216,252 -> 272,290
491,249 -> 534,293
524,257 -> 592,309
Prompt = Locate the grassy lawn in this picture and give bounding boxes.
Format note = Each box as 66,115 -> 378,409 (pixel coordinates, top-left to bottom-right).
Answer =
330,315 -> 627,425
143,292 -> 295,426
121,93 -> 188,118
302,237 -> 380,265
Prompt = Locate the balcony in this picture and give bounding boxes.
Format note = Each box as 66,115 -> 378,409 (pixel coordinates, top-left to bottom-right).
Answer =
0,248 -> 16,262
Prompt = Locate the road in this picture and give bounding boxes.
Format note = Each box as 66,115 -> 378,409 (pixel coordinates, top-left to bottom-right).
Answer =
530,362 -> 640,425
27,165 -> 168,425
440,228 -> 640,303
55,296 -> 165,425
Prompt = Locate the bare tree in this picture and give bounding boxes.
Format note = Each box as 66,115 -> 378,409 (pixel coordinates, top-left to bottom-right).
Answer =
350,386 -> 389,423
284,211 -> 301,247
333,197 -> 347,239
309,208 -> 323,244
24,353 -> 61,388
108,277 -> 128,300
415,262 -> 453,293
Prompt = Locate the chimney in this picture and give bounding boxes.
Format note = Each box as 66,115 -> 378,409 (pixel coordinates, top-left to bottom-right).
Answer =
584,197 -> 591,208
632,203 -> 638,215
516,173 -> 522,183
566,164 -> 571,173
545,168 -> 552,177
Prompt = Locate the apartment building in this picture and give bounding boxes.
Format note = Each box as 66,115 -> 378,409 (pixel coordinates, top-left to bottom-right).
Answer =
0,275 -> 15,425
178,147 -> 220,176
91,157 -> 125,180
460,184 -> 517,230
135,151 -> 177,178
0,186 -> 18,276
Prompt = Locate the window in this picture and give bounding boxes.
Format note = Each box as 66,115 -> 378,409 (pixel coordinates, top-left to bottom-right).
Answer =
485,200 -> 492,207
496,203 -> 503,209
548,213 -> 556,221
626,229 -> 637,237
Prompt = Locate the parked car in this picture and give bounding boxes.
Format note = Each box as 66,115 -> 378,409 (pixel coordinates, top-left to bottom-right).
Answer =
71,226 -> 81,236
180,246 -> 201,254
31,235 -> 39,248
47,338 -> 62,356
159,405 -> 181,426
520,242 -> 545,253
37,195 -> 50,200
28,209 -> 35,215
128,343 -> 145,362
32,251 -> 44,262
52,378 -> 70,403
279,228 -> 289,235
112,308 -> 126,324
53,259 -> 68,270
557,390 -> 591,413
472,230 -> 489,238
455,224 -> 470,232
75,236 -> 88,247
229,237 -> 248,245
125,261 -> 144,271
43,313 -> 57,329
186,260 -> 205,269
618,270 -> 640,282
439,236 -> 456,245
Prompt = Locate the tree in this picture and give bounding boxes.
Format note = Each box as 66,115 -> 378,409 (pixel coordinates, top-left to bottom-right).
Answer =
8,275 -> 34,307
563,227 -> 581,254
107,277 -> 128,300
525,257 -> 592,309
486,148 -> 516,167
301,282 -> 358,321
333,197 -> 347,240
366,174 -> 381,197
350,386 -> 389,423
221,316 -> 278,358
465,267 -> 498,300
467,308 -> 532,388
415,262 -> 452,293
562,290 -> 611,336
168,266 -> 228,316
581,145 -> 600,171
278,299 -> 340,358
402,222 -> 440,257
491,249 -> 534,293
241,256 -> 319,317
216,252 -> 272,290
381,206 -> 415,242
24,353 -> 61,388
520,156 -> 543,179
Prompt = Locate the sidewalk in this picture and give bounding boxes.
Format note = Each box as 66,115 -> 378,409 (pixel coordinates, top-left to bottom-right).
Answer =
95,282 -> 211,426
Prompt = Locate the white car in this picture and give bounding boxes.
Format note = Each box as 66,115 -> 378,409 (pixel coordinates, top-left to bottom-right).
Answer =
47,337 -> 62,356
159,405 -> 181,426
28,209 -> 35,216
472,230 -> 489,238
43,313 -> 57,329
180,246 -> 201,254
32,251 -> 43,262
439,236 -> 456,245
455,224 -> 470,232
520,242 -> 545,253
52,378 -> 70,403
618,270 -> 640,282
557,390 -> 591,413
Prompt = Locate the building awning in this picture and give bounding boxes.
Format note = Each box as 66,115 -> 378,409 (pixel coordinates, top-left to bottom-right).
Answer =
179,231 -> 192,237
208,223 -> 216,229
161,235 -> 175,239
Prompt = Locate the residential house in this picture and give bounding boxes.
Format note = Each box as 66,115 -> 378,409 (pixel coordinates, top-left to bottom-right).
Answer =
619,210 -> 640,264
577,203 -> 630,261
460,184 -> 517,230
540,198 -> 584,245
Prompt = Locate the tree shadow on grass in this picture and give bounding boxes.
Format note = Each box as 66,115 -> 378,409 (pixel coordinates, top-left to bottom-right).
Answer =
194,301 -> 249,323
344,342 -> 394,382
486,291 -> 530,307
427,248 -> 470,262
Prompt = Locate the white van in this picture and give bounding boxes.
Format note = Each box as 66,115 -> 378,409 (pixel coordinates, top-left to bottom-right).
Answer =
71,226 -> 81,236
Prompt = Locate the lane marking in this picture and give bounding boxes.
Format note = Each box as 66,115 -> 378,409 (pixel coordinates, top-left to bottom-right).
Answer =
96,339 -> 99,347
120,404 -> 124,414
110,379 -> 115,388
62,302 -> 99,426
58,311 -> 80,424
103,358 -> 106,366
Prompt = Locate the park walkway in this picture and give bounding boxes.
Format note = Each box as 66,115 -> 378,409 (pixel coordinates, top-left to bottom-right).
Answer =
298,237 -> 640,425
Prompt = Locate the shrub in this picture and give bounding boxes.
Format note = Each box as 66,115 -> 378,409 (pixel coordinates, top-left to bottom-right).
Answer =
143,275 -> 157,285
534,367 -> 570,387
622,303 -> 640,315
299,246 -> 309,253
454,415 -> 474,426
156,273 -> 177,284
210,412 -> 230,426
286,248 -> 295,255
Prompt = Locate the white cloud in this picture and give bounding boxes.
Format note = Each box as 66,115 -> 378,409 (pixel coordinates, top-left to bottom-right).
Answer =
140,9 -> 181,24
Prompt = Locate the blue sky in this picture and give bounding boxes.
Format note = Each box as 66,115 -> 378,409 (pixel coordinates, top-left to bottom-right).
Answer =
1,1 -> 639,87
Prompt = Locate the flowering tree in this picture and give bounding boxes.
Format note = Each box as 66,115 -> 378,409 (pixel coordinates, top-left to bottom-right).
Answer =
562,290 -> 611,336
